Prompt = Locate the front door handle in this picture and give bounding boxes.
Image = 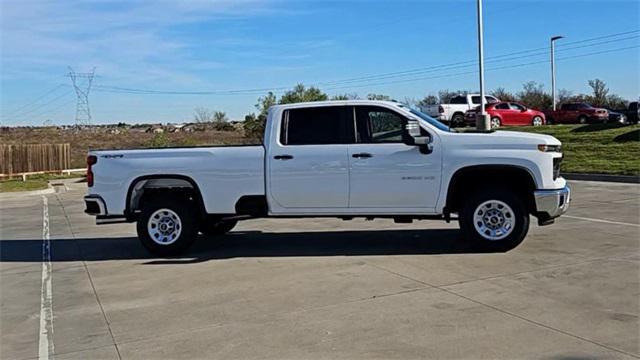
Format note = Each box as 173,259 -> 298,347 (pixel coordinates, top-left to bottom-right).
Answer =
352,152 -> 373,159
274,154 -> 294,160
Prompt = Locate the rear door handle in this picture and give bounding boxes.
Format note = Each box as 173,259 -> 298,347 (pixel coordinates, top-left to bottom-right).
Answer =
273,154 -> 294,160
352,152 -> 373,159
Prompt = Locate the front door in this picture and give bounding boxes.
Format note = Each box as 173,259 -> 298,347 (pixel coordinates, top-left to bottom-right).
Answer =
348,105 -> 442,210
268,106 -> 352,209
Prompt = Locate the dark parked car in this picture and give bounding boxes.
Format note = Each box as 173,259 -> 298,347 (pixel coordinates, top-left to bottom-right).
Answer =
606,110 -> 627,124
544,103 -> 608,124
613,102 -> 639,124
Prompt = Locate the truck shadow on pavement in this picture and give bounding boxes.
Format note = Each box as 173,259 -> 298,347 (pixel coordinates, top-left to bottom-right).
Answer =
0,229 -> 501,264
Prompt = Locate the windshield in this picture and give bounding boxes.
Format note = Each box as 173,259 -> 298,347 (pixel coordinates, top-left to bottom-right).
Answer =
408,108 -> 455,132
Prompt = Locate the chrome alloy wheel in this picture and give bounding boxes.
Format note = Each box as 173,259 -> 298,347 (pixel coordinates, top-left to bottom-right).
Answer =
532,116 -> 543,126
490,118 -> 501,128
147,208 -> 182,245
473,200 -> 515,241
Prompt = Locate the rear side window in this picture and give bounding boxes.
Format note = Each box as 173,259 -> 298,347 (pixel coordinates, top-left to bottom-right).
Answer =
561,104 -> 574,110
281,106 -> 351,145
495,103 -> 510,110
450,96 -> 466,104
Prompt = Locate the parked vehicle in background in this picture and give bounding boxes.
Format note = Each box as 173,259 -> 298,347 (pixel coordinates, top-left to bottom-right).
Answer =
544,103 -> 608,124
606,110 -> 627,124
84,100 -> 570,255
422,94 -> 499,127
465,102 -> 546,128
613,101 -> 639,124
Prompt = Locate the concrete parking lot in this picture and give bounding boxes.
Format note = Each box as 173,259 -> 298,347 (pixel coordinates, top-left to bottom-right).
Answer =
1,180 -> 639,359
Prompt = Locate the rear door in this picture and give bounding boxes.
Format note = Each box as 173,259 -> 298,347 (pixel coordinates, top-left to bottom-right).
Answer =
508,103 -> 529,125
268,106 -> 352,208
493,103 -> 513,124
348,105 -> 441,209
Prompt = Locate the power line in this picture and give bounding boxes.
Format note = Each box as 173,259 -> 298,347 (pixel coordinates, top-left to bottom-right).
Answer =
5,90 -> 74,121
1,84 -> 69,118
92,29 -> 639,96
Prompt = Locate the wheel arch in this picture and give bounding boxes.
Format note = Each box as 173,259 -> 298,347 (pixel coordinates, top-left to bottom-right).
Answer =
125,174 -> 206,219
444,165 -> 538,215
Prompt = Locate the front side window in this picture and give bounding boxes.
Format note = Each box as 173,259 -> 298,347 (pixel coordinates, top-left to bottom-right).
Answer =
355,106 -> 405,143
509,103 -> 525,111
281,106 -> 351,145
495,103 -> 510,110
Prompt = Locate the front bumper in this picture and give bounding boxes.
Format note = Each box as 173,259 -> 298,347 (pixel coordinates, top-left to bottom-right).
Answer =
534,186 -> 571,224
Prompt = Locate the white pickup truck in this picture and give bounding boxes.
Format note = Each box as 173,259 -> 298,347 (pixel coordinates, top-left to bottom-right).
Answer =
85,100 -> 570,255
422,94 -> 500,127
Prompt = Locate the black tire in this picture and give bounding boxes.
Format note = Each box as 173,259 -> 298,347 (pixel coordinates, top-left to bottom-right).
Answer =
451,113 -> 465,128
137,198 -> 198,256
578,115 -> 588,124
546,116 -> 554,125
201,220 -> 237,236
459,188 -> 530,252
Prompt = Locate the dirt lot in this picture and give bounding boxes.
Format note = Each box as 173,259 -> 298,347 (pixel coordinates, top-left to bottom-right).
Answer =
1,180 -> 638,359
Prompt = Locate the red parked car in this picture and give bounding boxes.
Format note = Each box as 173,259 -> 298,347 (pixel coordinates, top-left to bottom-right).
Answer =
544,103 -> 609,124
465,102 -> 546,128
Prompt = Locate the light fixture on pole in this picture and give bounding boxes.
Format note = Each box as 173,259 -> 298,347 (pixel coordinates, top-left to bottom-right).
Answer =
550,35 -> 564,111
476,0 -> 490,131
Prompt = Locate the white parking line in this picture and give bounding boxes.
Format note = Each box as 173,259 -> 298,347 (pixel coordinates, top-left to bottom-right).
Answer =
564,215 -> 640,227
39,196 -> 54,360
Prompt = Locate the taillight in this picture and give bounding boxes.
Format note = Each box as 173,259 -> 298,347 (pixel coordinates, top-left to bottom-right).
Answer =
438,105 -> 444,114
87,155 -> 97,187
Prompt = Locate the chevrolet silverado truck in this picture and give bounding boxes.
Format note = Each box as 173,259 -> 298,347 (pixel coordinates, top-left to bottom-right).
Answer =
422,94 -> 500,127
85,100 -> 570,255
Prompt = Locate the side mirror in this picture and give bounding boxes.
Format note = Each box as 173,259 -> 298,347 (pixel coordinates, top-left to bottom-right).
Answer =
405,119 -> 433,154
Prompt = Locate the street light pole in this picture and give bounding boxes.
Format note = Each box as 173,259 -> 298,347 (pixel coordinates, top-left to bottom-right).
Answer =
550,35 -> 564,111
476,0 -> 490,130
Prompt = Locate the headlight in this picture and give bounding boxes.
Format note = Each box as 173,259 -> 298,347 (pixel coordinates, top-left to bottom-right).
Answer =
538,144 -> 562,152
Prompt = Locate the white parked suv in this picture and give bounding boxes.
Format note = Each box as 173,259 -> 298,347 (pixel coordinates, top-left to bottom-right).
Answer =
422,94 -> 500,127
85,100 -> 570,255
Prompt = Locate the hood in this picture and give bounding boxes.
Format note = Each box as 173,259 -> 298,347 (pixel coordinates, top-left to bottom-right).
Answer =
445,130 -> 561,150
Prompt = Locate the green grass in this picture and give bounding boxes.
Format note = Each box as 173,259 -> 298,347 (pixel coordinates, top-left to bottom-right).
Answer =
507,124 -> 640,176
0,173 -> 84,193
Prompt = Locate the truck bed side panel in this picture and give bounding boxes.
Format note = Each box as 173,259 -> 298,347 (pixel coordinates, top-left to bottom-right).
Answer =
88,146 -> 265,215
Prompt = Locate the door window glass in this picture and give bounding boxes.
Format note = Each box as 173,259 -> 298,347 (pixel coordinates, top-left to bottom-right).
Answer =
281,106 -> 351,145
509,103 -> 525,111
495,103 -> 510,110
355,106 -> 405,143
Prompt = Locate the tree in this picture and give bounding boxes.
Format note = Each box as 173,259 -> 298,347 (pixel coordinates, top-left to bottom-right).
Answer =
418,94 -> 439,106
256,92 -> 277,119
438,89 -> 468,104
194,107 -> 213,123
366,93 -> 391,101
517,81 -> 552,110
213,111 -> 228,123
556,89 -> 573,105
490,87 -> 517,102
587,79 -> 609,107
606,94 -> 627,110
331,93 -> 359,100
243,113 -> 263,141
279,84 -> 328,104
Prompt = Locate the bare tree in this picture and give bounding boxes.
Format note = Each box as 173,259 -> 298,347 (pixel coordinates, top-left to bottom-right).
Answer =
194,107 -> 213,123
418,94 -> 439,106
587,79 -> 609,107
213,111 -> 228,123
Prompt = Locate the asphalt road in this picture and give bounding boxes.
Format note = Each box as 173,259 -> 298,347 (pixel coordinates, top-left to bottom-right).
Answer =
1,180 -> 639,359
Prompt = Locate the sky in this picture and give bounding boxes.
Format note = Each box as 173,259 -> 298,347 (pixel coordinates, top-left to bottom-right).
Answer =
1,0 -> 639,126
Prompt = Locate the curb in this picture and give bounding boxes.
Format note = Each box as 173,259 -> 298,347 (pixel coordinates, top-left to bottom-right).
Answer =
563,172 -> 640,184
0,185 -> 56,198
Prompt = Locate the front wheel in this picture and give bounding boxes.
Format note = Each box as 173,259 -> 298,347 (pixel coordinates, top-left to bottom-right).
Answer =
137,198 -> 198,256
578,115 -> 588,124
459,188 -> 529,251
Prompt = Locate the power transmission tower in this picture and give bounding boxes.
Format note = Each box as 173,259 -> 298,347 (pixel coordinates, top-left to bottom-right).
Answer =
67,67 -> 95,126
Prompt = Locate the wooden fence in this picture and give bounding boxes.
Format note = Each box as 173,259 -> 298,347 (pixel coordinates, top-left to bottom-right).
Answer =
0,144 -> 71,175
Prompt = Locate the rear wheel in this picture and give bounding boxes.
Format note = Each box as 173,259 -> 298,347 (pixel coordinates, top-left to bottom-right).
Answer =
451,113 -> 465,128
532,116 -> 543,126
490,117 -> 501,129
137,198 -> 198,256
459,188 -> 529,251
